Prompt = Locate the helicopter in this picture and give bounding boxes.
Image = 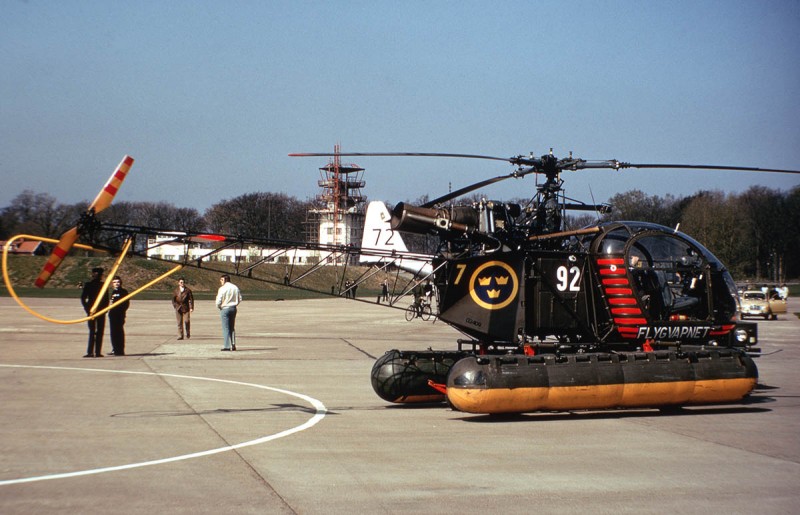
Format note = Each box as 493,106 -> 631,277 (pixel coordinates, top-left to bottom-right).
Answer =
4,150 -> 798,415
290,150 -> 799,414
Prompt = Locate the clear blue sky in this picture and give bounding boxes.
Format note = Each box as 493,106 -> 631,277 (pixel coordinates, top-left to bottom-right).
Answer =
2,0 -> 799,213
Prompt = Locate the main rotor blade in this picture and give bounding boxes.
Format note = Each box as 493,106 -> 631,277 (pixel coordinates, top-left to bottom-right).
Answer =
291,151 -> 799,208
88,155 -> 135,213
289,152 -> 511,162
34,227 -> 79,288
618,163 -> 800,174
34,155 -> 134,288
421,176 -> 509,208
422,168 -> 540,208
291,151 -> 800,174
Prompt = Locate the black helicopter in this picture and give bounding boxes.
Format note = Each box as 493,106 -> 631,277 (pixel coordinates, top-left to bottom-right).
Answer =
292,150 -> 799,414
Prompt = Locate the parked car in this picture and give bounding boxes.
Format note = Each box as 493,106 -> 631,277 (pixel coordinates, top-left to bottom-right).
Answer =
739,290 -> 787,320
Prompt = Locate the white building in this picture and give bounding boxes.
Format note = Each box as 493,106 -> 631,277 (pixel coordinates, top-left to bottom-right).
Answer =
145,233 -> 340,265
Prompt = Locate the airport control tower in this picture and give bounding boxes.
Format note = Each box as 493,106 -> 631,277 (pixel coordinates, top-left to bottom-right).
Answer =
306,145 -> 366,256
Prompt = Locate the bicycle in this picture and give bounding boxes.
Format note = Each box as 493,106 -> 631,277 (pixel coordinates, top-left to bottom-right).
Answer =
405,299 -> 432,321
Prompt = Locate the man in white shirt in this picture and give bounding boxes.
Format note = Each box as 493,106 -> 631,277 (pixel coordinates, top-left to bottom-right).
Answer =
215,274 -> 242,351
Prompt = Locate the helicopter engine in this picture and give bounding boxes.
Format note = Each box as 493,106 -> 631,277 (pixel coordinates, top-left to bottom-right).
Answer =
391,202 -> 478,235
391,200 -> 526,252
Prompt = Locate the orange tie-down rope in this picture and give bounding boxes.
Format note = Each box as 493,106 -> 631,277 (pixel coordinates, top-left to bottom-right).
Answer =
2,234 -> 183,324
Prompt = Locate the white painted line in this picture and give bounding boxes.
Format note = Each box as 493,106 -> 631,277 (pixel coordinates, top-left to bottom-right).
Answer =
0,364 -> 327,486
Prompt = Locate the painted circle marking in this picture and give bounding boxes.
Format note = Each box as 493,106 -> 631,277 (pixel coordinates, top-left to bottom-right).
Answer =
468,260 -> 518,310
0,364 -> 327,486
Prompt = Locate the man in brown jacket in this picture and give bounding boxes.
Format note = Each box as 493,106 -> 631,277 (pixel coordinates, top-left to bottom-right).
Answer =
171,278 -> 194,340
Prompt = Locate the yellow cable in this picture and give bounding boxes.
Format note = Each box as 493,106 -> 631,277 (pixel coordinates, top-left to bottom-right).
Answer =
110,264 -> 185,309
89,238 -> 132,315
2,233 -> 183,324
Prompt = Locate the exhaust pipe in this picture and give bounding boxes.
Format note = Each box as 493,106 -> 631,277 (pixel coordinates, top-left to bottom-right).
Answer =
390,202 -> 479,235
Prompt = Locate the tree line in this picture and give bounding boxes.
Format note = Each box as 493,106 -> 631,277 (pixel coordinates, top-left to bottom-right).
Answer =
593,186 -> 799,282
0,191 -> 318,243
2,185 -> 798,281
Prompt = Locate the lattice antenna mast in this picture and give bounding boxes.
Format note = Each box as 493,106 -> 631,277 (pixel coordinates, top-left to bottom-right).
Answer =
332,143 -> 341,245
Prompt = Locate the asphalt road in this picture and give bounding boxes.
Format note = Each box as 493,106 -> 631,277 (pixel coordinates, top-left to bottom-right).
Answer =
0,295 -> 798,514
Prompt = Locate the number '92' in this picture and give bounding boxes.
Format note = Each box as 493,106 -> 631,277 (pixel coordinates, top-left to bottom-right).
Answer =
556,266 -> 581,292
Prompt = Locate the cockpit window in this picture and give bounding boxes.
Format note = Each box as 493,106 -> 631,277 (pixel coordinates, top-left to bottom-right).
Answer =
598,226 -> 630,255
625,232 -> 709,321
594,222 -> 737,324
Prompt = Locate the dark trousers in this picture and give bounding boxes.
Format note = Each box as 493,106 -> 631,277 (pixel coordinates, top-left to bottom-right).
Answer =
86,315 -> 105,356
109,315 -> 125,355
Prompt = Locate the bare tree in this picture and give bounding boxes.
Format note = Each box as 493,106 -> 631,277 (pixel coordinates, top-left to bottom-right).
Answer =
204,192 -> 311,241
100,201 -> 205,232
1,191 -> 81,239
679,191 -> 748,277
604,189 -> 681,227
785,186 -> 800,279
738,186 -> 785,280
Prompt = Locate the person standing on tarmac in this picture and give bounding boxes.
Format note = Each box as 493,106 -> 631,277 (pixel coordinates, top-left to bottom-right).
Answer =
381,279 -> 389,303
216,274 -> 242,351
172,278 -> 194,340
108,276 -> 130,356
81,267 -> 108,357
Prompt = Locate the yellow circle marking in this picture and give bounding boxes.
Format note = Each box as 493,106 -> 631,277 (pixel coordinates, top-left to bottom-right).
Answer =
469,260 -> 518,310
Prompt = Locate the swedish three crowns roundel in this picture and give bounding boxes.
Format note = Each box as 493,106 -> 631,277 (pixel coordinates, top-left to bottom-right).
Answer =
469,260 -> 519,310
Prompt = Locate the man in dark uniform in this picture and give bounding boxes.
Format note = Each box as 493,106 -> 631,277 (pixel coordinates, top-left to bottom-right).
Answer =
108,276 -> 130,356
81,267 -> 109,357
